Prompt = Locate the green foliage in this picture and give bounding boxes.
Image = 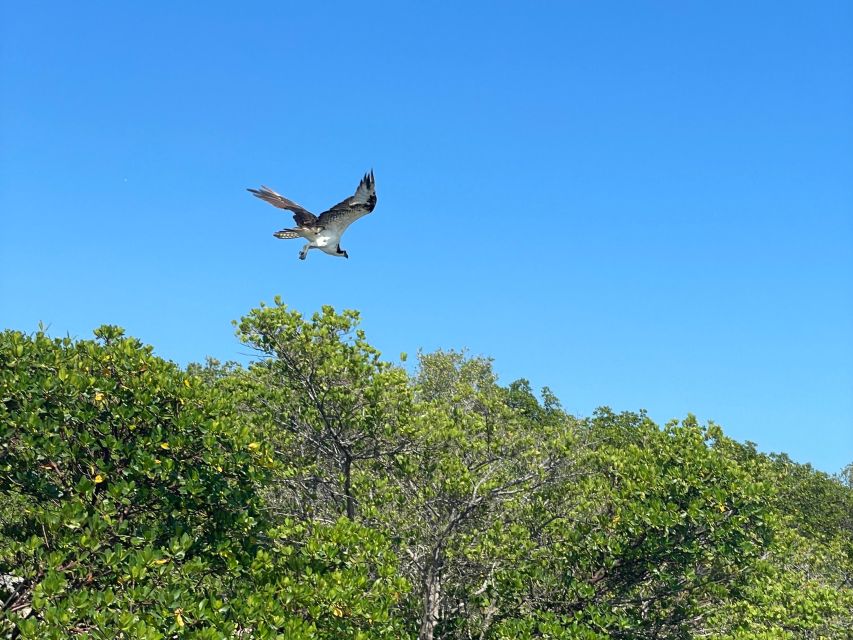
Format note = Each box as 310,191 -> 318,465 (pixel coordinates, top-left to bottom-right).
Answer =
0,326 -> 265,637
236,297 -> 413,521
235,518 -> 412,640
399,351 -> 578,640
767,453 -> 853,542
0,326 -> 412,639
711,527 -> 853,639
704,444 -> 853,638
474,411 -> 772,639
2,303 -> 851,639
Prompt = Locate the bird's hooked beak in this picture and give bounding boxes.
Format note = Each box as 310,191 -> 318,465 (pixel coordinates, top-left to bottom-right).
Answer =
343,251 -> 349,259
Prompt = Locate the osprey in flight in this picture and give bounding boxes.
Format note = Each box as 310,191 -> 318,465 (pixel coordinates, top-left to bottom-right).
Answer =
248,171 -> 377,260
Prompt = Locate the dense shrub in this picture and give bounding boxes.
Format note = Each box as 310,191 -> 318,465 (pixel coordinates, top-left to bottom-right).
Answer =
0,326 -> 412,639
1,307 -> 850,639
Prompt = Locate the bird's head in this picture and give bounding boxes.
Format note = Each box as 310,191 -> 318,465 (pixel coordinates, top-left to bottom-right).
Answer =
336,246 -> 349,259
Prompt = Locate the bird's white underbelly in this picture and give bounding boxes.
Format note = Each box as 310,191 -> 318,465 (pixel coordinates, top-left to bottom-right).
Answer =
312,230 -> 339,250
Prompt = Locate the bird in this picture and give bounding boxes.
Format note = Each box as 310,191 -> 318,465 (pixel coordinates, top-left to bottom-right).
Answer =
247,171 -> 377,260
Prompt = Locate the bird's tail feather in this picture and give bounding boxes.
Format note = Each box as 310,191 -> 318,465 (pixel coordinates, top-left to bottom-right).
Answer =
273,229 -> 299,239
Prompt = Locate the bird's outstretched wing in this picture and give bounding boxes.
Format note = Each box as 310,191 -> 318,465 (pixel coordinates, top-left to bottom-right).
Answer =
247,186 -> 318,227
317,171 -> 377,232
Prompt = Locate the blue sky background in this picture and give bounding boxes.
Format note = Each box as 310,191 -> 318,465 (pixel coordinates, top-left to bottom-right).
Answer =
2,2 -> 851,474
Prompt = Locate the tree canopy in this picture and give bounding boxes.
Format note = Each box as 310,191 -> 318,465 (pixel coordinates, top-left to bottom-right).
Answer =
2,300 -> 851,639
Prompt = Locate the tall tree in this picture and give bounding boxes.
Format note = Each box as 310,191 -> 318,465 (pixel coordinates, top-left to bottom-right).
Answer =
236,298 -> 413,521
388,351 -> 577,640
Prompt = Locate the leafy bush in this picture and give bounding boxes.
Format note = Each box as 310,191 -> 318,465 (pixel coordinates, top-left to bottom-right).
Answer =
0,326 -> 412,639
1,306 -> 851,639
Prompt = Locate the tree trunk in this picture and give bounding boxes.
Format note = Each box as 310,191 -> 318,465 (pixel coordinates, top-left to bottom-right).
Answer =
419,558 -> 442,640
343,455 -> 355,520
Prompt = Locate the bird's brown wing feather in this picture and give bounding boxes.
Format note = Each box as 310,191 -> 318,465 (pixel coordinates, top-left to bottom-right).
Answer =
322,171 -> 377,216
247,186 -> 318,227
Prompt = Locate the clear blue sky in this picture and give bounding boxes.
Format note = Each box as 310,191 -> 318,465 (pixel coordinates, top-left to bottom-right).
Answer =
2,2 -> 851,474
